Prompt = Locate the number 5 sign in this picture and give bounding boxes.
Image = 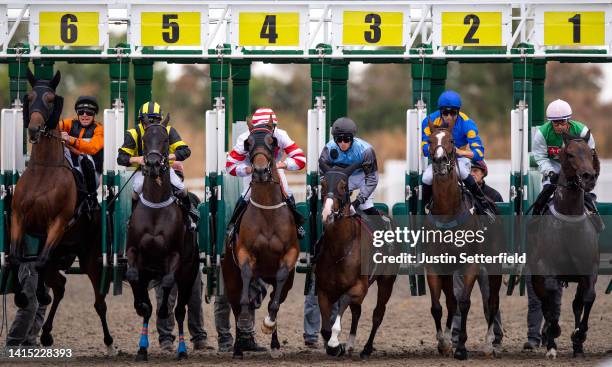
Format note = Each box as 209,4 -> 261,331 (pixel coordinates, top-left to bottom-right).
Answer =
29,5 -> 108,47
432,5 -> 511,48
231,6 -> 309,49
129,5 -> 208,49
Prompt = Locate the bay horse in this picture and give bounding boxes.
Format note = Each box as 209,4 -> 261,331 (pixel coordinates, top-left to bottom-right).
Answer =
317,163 -> 398,359
8,69 -> 116,354
424,118 -> 496,360
125,114 -> 199,361
528,133 -> 599,359
222,118 -> 299,359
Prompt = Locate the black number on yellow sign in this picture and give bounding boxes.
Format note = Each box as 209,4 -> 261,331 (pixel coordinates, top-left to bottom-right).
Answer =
463,14 -> 480,44
364,13 -> 382,43
60,14 -> 78,43
568,14 -> 581,43
260,15 -> 278,44
162,14 -> 179,43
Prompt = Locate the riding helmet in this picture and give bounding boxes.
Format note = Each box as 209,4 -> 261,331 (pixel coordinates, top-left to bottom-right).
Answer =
331,117 -> 357,137
252,107 -> 278,126
437,90 -> 462,110
139,101 -> 163,121
546,99 -> 572,121
75,96 -> 99,114
471,160 -> 488,177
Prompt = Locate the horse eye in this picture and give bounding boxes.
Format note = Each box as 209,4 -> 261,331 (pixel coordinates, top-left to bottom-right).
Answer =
43,93 -> 54,103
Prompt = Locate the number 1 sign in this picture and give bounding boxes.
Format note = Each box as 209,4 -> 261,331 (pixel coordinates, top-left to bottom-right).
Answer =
535,5 -> 609,47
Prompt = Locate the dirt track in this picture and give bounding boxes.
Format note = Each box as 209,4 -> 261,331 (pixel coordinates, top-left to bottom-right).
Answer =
1,273 -> 611,366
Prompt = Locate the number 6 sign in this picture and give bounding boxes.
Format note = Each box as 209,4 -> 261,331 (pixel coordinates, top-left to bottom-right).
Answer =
29,5 -> 108,47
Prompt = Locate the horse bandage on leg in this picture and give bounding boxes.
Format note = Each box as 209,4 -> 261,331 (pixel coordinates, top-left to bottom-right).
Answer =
139,323 -> 149,348
328,316 -> 342,348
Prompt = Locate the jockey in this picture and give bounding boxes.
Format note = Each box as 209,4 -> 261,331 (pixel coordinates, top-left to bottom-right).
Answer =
421,90 -> 497,220
59,96 -> 104,204
116,101 -> 199,229
225,107 -> 306,238
318,117 -> 387,228
532,99 -> 602,226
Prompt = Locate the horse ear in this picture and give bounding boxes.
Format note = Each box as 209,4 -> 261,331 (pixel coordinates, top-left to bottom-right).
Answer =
427,115 -> 435,134
343,161 -> 362,176
267,115 -> 274,130
247,118 -> 254,131
50,70 -> 61,89
142,114 -> 149,125
448,116 -> 456,132
582,130 -> 591,144
592,149 -> 600,178
27,68 -> 36,87
562,132 -> 571,147
162,113 -> 170,126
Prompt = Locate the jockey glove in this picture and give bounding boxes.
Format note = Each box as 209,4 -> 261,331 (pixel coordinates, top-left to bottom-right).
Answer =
548,171 -> 559,185
351,197 -> 365,211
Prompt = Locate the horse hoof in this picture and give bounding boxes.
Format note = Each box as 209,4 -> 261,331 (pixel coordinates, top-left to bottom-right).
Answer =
135,349 -> 148,362
40,333 -> 53,347
571,328 -> 587,344
177,351 -> 188,360
106,344 -> 119,357
326,343 -> 345,357
453,348 -> 468,360
14,292 -> 29,308
546,348 -> 557,359
573,351 -> 585,358
36,292 -> 52,306
232,351 -> 244,360
261,318 -> 276,335
270,348 -> 282,359
360,349 -> 372,360
437,344 -> 453,357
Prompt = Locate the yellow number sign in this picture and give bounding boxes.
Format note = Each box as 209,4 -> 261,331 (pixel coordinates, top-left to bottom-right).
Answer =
544,12 -> 605,46
441,12 -> 502,46
39,12 -> 99,46
141,12 -> 201,46
342,11 -> 403,46
239,12 -> 300,46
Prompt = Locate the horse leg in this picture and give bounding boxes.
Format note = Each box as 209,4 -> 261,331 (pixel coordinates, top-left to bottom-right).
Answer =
326,293 -> 351,357
125,246 -> 139,282
36,217 -> 66,270
158,252 -> 179,319
84,259 -> 117,356
347,304 -> 361,356
40,268 -> 65,347
427,273 -> 451,356
484,274 -> 502,357
236,250 -> 254,333
442,275 -> 456,349
135,274 -> 153,361
175,283 -> 190,360
9,215 -> 28,308
454,272 -> 477,361
361,275 -> 395,360
266,265 -> 295,359
532,275 -> 560,359
572,276 -> 596,358
318,291 -> 334,346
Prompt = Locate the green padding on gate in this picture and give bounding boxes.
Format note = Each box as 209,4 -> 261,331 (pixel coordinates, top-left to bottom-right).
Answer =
527,170 -> 542,209
597,203 -> 612,254
296,202 -> 310,253
374,203 -> 389,215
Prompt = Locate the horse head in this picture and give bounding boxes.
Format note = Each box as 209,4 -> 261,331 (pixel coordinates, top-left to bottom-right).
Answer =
245,116 -> 277,183
427,117 -> 456,177
142,113 -> 170,179
23,69 -> 63,144
560,132 -> 598,192
320,161 -> 361,226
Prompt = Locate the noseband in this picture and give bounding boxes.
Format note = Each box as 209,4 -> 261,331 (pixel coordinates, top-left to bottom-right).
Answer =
247,128 -> 278,184
324,171 -> 351,220
431,131 -> 456,176
143,123 -> 169,175
25,85 -> 63,144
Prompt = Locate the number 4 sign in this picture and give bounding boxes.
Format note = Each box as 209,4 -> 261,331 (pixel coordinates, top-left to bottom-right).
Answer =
231,6 -> 308,49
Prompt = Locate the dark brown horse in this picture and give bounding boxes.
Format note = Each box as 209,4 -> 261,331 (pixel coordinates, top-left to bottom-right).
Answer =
222,118 -> 299,359
8,69 -> 116,354
317,164 -> 397,359
529,134 -> 599,359
424,118 -> 486,360
125,114 -> 199,361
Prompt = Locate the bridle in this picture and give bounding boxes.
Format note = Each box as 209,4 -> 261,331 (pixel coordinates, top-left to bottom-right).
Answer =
323,170 -> 352,221
246,127 -> 280,185
142,122 -> 169,176
430,128 -> 457,176
25,84 -> 63,144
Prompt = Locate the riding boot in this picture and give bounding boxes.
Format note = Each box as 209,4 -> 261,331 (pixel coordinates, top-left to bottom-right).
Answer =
584,192 -> 605,232
227,196 -> 248,236
286,195 -> 306,239
176,189 -> 199,231
80,158 -> 99,212
532,183 -> 556,215
422,183 -> 433,212
463,175 -> 497,223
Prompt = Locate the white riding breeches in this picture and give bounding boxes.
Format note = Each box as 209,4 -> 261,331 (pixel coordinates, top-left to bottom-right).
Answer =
63,147 -> 101,187
132,168 -> 185,194
422,156 -> 472,185
241,169 -> 291,200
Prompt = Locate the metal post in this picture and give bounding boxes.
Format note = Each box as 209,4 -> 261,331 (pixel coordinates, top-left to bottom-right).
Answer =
231,59 -> 251,123
311,44 -> 331,138
133,59 -> 153,127
210,44 -> 230,150
109,44 -> 130,130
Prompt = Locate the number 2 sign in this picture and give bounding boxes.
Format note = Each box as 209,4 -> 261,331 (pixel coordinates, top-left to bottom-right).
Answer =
433,5 -> 511,48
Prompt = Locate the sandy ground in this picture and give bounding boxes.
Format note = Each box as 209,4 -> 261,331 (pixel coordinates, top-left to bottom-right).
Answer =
1,273 -> 611,366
